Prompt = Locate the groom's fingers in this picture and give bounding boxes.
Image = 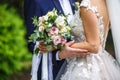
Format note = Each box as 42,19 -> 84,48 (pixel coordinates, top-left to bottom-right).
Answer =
39,46 -> 46,51
39,44 -> 46,49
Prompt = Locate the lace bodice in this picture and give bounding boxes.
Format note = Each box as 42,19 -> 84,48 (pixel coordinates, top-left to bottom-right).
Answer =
70,0 -> 108,49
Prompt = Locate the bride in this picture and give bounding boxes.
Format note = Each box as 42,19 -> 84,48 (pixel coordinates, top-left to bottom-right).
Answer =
59,0 -> 120,80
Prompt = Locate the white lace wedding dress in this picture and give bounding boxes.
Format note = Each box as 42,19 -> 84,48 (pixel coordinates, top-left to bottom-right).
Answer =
61,0 -> 120,80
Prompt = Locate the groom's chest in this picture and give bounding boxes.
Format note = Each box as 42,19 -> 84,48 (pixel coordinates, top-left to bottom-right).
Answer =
39,0 -> 75,15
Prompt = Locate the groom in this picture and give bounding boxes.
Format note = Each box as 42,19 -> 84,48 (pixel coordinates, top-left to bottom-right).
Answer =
24,0 -> 88,80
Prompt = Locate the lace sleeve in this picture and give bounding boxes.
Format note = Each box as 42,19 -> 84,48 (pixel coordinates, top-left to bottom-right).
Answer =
80,0 -> 99,17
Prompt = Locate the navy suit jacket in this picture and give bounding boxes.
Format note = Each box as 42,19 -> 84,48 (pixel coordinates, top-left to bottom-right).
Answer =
24,0 -> 76,80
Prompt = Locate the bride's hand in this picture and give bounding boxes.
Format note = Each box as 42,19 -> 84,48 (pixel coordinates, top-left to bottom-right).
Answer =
38,43 -> 56,53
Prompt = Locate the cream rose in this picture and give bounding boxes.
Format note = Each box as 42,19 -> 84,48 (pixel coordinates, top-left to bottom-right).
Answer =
55,16 -> 66,26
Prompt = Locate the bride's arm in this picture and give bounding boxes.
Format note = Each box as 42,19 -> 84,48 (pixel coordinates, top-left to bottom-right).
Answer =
71,7 -> 100,53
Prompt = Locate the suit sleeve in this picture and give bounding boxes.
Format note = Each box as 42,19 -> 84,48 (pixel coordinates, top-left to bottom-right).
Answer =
24,0 -> 43,53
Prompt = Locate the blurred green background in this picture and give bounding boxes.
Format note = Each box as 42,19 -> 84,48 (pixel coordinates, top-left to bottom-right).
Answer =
0,0 -> 32,80
0,0 -> 115,80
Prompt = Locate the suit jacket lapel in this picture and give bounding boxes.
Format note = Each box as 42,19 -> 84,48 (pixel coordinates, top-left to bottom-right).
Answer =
52,0 -> 64,14
69,0 -> 76,14
52,0 -> 76,14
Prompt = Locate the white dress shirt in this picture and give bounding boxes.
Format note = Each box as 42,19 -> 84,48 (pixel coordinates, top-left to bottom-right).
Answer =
56,0 -> 74,60
59,0 -> 73,23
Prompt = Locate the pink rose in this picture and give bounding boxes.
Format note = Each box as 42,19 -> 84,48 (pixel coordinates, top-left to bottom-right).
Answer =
49,27 -> 59,35
61,37 -> 67,45
52,36 -> 61,45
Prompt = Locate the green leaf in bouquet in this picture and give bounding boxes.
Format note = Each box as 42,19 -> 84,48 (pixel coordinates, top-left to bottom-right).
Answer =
52,15 -> 57,20
28,33 -> 38,42
34,29 -> 39,33
48,17 -> 54,23
60,45 -> 65,50
46,45 -> 52,51
34,48 -> 39,54
46,27 -> 52,32
28,39 -> 33,42
70,35 -> 74,40
73,2 -> 80,11
44,21 -> 49,25
34,29 -> 40,37
39,31 -> 45,39
46,38 -> 52,44
32,16 -> 39,27
62,33 -> 70,38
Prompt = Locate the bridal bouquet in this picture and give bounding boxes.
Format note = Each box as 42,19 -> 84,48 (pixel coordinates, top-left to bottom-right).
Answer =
29,9 -> 74,53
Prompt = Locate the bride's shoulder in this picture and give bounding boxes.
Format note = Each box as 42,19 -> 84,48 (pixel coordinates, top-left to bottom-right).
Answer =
80,0 -> 91,7
80,0 -> 97,6
80,0 -> 98,13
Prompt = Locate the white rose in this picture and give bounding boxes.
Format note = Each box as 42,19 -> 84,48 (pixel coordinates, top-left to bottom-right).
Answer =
55,16 -> 66,26
43,15 -> 48,21
39,17 -> 44,22
75,2 -> 80,6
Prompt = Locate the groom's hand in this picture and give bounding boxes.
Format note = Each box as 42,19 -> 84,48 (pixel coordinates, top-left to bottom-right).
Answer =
38,43 -> 56,53
58,41 -> 89,59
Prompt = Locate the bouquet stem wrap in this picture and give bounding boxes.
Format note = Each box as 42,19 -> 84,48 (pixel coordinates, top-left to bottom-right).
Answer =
42,53 -> 48,80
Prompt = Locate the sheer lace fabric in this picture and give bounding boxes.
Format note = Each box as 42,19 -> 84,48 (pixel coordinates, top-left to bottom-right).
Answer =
61,0 -> 120,80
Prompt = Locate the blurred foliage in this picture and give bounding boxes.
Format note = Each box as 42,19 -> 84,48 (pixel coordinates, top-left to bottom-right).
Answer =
0,4 -> 31,80
0,0 -> 24,17
106,30 -> 115,51
105,30 -> 115,58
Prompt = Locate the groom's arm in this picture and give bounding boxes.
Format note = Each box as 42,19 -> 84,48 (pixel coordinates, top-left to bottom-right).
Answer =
24,0 -> 43,53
